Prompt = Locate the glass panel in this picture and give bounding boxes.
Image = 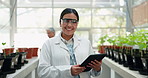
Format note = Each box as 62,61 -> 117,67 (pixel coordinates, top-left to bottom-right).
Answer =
0,0 -> 10,51
17,0 -> 52,5
54,0 -> 91,2
92,16 -> 126,27
16,8 -> 52,48
95,0 -> 118,2
15,29 -> 48,48
0,8 -> 10,26
77,8 -> 91,28
16,7 -> 53,48
53,0 -> 91,7
92,8 -> 126,27
0,0 -> 10,7
53,8 -> 65,28
132,0 -> 146,5
17,28 -> 45,33
17,8 -> 52,28
94,0 -> 124,8
92,8 -> 126,16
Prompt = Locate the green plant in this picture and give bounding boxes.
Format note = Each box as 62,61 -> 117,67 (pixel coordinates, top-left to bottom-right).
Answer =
107,36 -> 117,46
2,42 -> 6,58
126,30 -> 148,56
135,30 -> 147,57
116,36 -> 128,47
2,42 -> 6,46
127,30 -> 147,50
135,30 -> 147,50
98,35 -> 108,45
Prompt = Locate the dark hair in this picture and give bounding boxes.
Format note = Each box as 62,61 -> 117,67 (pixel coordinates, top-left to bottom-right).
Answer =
59,8 -> 79,24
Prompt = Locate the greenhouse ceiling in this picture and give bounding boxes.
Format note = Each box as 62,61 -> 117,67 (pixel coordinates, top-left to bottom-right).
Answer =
0,0 -> 125,8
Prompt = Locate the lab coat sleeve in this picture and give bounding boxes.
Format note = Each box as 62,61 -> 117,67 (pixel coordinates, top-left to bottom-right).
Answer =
88,40 -> 102,77
90,67 -> 102,77
37,42 -> 73,78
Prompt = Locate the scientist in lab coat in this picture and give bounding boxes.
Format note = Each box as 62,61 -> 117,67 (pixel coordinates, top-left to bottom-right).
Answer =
37,8 -> 102,78
46,27 -> 55,38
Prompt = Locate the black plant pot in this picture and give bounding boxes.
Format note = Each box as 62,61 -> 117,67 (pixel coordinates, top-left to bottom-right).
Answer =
10,53 -> 21,69
127,49 -> 136,70
122,49 -> 129,67
1,56 -> 16,74
111,49 -> 115,60
0,74 -> 6,78
134,56 -> 144,71
139,58 -> 148,75
126,54 -> 134,66
124,49 -> 133,67
17,52 -> 28,66
138,50 -> 148,75
105,48 -> 109,57
108,48 -> 111,58
118,49 -> 122,64
113,48 -> 122,64
129,49 -> 144,71
0,56 -> 6,78
114,49 -> 119,62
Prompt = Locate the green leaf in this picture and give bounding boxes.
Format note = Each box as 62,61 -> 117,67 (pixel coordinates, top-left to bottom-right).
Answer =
2,42 -> 6,45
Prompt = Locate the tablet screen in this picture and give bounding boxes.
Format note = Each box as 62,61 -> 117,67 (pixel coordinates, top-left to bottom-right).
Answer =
80,53 -> 106,72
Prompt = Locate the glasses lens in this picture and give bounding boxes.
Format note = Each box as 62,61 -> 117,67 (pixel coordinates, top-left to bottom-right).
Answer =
62,18 -> 78,23
62,19 -> 68,23
71,19 -> 78,23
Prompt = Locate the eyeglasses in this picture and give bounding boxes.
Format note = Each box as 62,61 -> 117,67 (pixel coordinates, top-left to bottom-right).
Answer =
61,18 -> 78,25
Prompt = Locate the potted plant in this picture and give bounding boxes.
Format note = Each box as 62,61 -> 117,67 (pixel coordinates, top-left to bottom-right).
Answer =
17,48 -> 28,65
115,36 -> 125,65
107,36 -> 117,60
136,30 -> 148,75
122,33 -> 136,70
138,43 -> 148,75
10,53 -> 21,69
127,30 -> 147,72
98,35 -> 108,54
1,42 -> 17,75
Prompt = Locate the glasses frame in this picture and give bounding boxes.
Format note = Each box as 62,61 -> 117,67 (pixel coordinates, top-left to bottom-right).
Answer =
61,18 -> 78,26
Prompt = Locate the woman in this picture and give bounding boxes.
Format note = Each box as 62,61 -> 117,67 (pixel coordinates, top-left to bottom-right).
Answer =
37,8 -> 101,78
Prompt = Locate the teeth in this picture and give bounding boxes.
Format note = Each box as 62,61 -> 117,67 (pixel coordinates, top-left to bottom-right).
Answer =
67,29 -> 72,30
66,28 -> 72,30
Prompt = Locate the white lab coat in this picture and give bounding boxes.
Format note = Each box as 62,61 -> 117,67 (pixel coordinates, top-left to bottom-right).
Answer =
37,33 -> 101,78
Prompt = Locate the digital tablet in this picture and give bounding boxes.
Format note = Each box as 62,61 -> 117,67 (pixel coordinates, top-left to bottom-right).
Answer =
80,53 -> 106,72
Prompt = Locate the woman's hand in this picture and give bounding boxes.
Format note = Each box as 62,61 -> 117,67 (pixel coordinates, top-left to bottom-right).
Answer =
87,60 -> 101,71
71,65 -> 86,76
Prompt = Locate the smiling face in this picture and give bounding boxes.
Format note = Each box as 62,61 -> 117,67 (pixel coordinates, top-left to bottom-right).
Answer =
60,13 -> 78,40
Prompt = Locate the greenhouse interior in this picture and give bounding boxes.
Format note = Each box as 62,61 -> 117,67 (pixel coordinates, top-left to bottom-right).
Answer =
0,0 -> 148,78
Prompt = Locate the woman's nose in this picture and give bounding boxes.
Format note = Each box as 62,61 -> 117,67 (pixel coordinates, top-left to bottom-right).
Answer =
67,22 -> 73,27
